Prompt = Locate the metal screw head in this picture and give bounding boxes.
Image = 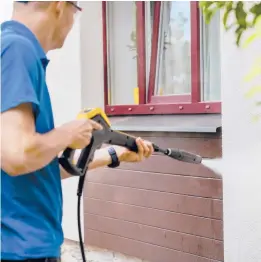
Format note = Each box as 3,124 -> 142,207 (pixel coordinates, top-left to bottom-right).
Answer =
179,106 -> 183,110
111,108 -> 114,112
128,108 -> 132,111
205,105 -> 210,109
149,106 -> 154,111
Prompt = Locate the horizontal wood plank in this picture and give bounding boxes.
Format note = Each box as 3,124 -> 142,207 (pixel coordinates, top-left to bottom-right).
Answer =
84,214 -> 224,260
86,169 -> 223,199
85,229 -> 222,262
84,198 -> 223,240
137,136 -> 222,158
85,183 -> 222,219
118,155 -> 221,178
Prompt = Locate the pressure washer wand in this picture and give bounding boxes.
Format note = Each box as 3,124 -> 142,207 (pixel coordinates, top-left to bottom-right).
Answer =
153,144 -> 202,164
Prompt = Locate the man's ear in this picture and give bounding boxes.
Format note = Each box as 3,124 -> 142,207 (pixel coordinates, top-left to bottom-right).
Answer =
49,1 -> 68,19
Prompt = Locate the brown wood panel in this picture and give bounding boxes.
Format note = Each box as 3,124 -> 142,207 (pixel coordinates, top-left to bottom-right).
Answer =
85,183 -> 222,219
84,198 -> 223,240
86,169 -> 223,199
118,155 -> 221,178
84,131 -> 223,261
85,229 -> 222,262
137,136 -> 221,158
84,214 -> 224,260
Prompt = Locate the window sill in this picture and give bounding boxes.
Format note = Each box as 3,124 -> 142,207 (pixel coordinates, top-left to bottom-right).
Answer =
106,102 -> 221,116
109,114 -> 221,133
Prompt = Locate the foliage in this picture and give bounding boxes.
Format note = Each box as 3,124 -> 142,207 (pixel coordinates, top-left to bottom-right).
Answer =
199,1 -> 261,45
200,1 -> 261,122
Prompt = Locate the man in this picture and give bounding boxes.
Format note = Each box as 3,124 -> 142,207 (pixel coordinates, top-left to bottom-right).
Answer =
0,2 -> 153,261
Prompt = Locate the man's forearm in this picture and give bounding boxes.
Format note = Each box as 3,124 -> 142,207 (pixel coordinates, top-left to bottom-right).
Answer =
60,147 -> 112,180
3,126 -> 73,176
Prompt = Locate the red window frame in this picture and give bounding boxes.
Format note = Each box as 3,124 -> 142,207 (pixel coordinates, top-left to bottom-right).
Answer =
102,1 -> 221,116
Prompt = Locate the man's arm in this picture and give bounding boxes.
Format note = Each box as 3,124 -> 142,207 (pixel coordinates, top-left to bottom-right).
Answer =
1,103 -> 71,176
60,138 -> 154,180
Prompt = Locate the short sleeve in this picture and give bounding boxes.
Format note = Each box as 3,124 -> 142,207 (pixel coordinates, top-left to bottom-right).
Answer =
1,39 -> 40,116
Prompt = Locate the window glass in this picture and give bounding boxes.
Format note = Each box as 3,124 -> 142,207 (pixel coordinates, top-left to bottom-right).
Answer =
200,11 -> 221,101
145,2 -> 154,91
107,1 -> 138,105
155,1 -> 191,96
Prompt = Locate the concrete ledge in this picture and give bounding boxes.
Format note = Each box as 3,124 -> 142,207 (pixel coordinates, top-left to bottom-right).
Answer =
62,239 -> 149,262
109,114 -> 222,133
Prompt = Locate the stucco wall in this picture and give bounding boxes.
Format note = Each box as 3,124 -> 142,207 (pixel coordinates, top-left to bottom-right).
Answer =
79,1 -> 104,109
220,22 -> 261,262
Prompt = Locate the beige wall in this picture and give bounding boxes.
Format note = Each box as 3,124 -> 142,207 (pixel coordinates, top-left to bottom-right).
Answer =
220,19 -> 261,262
80,1 -> 104,109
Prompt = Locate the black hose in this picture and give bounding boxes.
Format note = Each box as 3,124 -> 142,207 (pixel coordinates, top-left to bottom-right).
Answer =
77,176 -> 87,262
77,194 -> 86,262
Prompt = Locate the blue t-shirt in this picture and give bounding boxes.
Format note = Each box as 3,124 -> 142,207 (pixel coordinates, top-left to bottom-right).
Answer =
1,21 -> 63,260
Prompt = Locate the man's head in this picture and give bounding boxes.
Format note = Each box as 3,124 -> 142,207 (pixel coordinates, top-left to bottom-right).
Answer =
13,1 -> 82,51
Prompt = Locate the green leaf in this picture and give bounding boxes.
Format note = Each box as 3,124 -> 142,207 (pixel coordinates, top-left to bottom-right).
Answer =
217,1 -> 227,8
205,11 -> 215,24
242,16 -> 261,48
250,3 -> 261,26
235,26 -> 245,46
235,1 -> 247,28
244,65 -> 261,82
199,1 -> 215,9
223,2 -> 234,29
243,32 -> 259,48
245,86 -> 261,98
250,3 -> 261,16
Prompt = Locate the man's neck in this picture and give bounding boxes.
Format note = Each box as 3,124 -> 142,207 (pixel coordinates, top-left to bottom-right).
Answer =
12,13 -> 54,53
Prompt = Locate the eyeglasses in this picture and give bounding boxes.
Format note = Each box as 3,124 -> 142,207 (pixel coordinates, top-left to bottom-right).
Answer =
67,1 -> 82,12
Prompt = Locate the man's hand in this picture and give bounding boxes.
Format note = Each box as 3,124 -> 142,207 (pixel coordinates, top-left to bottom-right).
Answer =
114,137 -> 154,163
61,119 -> 103,149
60,137 -> 154,180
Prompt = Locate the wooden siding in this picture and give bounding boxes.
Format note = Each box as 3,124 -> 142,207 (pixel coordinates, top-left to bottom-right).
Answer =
84,132 -> 223,262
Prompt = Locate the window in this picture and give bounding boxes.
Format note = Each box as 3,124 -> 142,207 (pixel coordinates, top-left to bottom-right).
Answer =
103,1 -> 221,115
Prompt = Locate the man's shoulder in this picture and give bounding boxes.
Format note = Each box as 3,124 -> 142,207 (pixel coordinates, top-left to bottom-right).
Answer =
1,27 -> 38,61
